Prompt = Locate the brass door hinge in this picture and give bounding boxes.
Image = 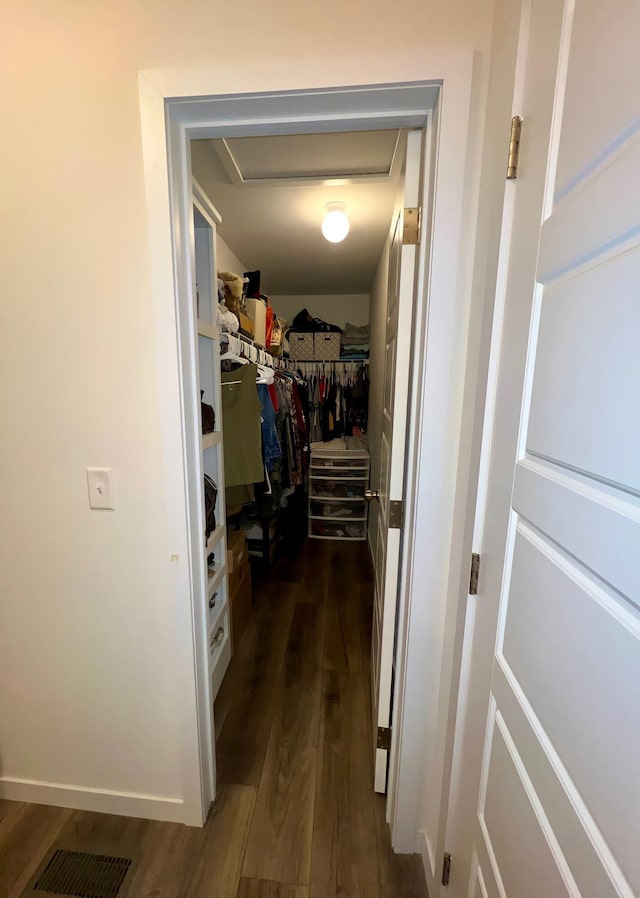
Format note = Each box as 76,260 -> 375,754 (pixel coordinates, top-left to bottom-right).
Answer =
388,500 -> 404,530
506,115 -> 522,179
469,553 -> 480,595
403,207 -> 421,244
377,726 -> 392,751
442,852 -> 452,886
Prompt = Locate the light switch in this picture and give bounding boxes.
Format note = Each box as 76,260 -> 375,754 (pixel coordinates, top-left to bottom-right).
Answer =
86,467 -> 116,510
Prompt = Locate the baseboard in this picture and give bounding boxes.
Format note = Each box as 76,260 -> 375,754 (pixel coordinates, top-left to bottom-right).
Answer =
416,828 -> 436,888
0,776 -> 185,823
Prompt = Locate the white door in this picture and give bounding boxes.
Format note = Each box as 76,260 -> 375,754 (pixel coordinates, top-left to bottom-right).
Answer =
371,130 -> 422,792
449,0 -> 640,894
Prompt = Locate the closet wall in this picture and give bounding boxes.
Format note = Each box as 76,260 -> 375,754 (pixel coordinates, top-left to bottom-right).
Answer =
271,294 -> 370,330
217,235 -> 247,277
367,235 -> 391,548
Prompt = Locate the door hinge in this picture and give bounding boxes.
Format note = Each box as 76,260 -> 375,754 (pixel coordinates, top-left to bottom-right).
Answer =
403,207 -> 421,244
469,553 -> 480,595
442,852 -> 452,886
388,499 -> 404,530
506,115 -> 522,179
377,726 -> 392,751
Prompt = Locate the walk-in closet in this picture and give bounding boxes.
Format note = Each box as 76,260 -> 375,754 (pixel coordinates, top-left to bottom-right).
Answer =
184,128 -> 426,894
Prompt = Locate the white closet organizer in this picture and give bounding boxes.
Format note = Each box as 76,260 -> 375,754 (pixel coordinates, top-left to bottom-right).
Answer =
193,181 -> 231,704
308,445 -> 370,541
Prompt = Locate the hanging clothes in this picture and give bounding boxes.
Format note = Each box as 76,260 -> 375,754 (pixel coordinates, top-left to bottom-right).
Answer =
257,382 -> 281,472
221,364 -> 264,487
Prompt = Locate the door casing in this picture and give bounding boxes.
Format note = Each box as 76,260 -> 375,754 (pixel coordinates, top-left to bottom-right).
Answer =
138,51 -> 488,862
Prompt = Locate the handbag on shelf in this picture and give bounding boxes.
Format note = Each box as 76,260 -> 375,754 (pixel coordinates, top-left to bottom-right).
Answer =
201,390 -> 216,435
204,474 -> 218,539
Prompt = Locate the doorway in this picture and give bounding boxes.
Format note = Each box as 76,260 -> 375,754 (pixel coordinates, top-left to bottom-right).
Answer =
140,65 -> 481,893
186,126 -> 424,892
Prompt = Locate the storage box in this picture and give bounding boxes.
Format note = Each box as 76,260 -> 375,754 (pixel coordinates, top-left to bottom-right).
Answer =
314,332 -> 341,360
227,530 -> 250,596
245,298 -> 267,347
230,566 -> 252,651
238,312 -> 254,339
288,331 -> 314,360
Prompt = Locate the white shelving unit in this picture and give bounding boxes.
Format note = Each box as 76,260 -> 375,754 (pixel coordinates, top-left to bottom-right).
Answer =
192,182 -> 231,725
308,445 -> 370,541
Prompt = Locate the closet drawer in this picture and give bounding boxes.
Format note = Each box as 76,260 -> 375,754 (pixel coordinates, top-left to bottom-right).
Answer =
310,466 -> 369,480
310,481 -> 365,499
310,499 -> 367,521
310,519 -> 366,540
311,456 -> 369,469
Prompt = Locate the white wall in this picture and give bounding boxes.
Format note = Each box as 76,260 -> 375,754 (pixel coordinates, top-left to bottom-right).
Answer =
0,0 -> 493,820
216,234 -> 247,279
270,295 -> 370,330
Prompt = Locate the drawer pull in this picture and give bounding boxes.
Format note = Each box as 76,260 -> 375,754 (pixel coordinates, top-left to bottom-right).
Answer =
210,626 -> 225,650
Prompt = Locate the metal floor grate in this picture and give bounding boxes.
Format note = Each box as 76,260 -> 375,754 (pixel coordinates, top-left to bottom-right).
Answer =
32,849 -> 132,898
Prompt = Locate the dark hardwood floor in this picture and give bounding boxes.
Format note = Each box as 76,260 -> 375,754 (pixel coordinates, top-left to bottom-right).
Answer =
0,539 -> 427,898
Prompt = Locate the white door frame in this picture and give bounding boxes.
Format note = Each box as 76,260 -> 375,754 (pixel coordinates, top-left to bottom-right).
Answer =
138,50 -> 486,849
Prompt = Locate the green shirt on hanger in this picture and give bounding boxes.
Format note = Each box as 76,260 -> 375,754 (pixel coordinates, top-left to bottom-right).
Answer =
221,364 -> 264,487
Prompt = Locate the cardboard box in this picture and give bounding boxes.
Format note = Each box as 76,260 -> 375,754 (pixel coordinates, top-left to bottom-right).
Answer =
289,331 -> 314,360
230,566 -> 252,651
227,530 -> 250,596
245,298 -> 267,347
314,332 -> 341,360
238,312 -> 254,339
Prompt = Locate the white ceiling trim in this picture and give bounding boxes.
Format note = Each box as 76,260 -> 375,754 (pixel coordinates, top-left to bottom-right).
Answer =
211,129 -> 404,188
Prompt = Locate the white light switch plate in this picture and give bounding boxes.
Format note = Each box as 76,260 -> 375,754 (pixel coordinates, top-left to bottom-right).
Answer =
86,467 -> 116,510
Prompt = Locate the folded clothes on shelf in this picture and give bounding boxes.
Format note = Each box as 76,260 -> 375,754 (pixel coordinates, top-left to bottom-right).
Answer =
341,322 -> 370,346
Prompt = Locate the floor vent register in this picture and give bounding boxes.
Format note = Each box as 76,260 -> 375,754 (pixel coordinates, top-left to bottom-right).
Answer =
24,849 -> 133,898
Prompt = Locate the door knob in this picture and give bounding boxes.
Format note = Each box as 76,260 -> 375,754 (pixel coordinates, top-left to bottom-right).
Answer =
364,489 -> 380,501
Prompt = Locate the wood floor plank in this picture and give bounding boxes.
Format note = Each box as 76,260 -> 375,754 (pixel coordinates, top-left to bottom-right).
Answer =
374,795 -> 427,897
179,784 -> 257,898
236,878 -> 309,898
242,602 -> 324,885
216,586 -> 296,786
0,799 -> 23,835
126,784 -> 256,898
323,595 -> 365,673
55,806 -> 150,854
0,802 -> 71,898
310,668 -> 380,898
121,819 -> 188,898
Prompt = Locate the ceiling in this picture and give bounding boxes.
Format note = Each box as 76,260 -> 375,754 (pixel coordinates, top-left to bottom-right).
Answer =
190,130 -> 405,296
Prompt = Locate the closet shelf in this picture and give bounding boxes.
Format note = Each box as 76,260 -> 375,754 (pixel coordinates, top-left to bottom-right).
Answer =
198,320 -> 219,340
208,594 -> 228,640
201,431 -> 222,450
309,513 -> 368,523
207,562 -> 226,600
205,523 -> 225,555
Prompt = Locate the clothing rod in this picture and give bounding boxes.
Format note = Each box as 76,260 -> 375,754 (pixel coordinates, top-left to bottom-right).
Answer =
292,359 -> 369,364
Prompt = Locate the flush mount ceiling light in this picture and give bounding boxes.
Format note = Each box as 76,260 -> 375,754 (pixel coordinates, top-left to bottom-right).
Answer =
322,202 -> 350,243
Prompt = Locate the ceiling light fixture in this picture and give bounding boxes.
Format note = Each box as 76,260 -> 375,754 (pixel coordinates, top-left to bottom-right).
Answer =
322,202 -> 350,243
